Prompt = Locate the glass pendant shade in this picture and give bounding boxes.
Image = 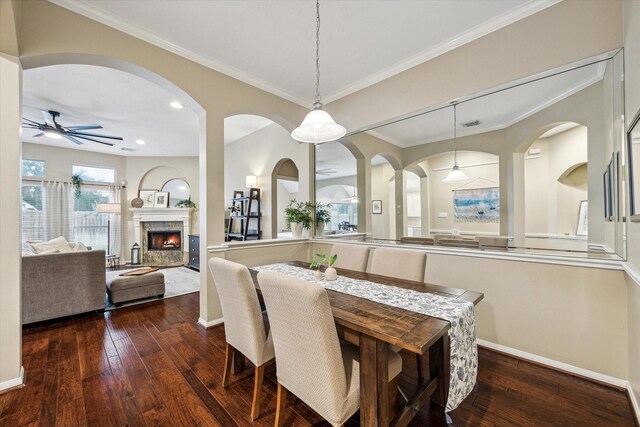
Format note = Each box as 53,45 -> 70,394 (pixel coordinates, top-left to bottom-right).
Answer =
443,165 -> 469,183
291,108 -> 346,143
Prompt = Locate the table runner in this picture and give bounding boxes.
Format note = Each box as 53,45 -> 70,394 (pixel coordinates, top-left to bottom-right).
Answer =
253,263 -> 477,412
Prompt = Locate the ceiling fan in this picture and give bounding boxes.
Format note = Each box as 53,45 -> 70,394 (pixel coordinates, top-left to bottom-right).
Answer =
22,110 -> 123,146
316,167 -> 337,176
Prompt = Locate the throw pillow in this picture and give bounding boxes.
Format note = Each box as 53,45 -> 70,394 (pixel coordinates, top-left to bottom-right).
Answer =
38,248 -> 61,255
29,236 -> 71,254
71,242 -> 88,252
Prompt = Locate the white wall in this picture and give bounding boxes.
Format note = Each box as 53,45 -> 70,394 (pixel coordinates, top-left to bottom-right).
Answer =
623,0 -> 640,414
224,123 -> 311,239
371,161 -> 395,239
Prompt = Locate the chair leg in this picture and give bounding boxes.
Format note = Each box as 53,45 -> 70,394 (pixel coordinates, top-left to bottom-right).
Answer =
223,343 -> 233,388
275,382 -> 288,427
416,353 -> 424,381
251,365 -> 265,421
388,377 -> 398,420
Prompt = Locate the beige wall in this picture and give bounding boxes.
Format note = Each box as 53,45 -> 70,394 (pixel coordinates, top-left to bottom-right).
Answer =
0,53 -> 23,388
224,123 -> 311,239
624,0 -> 640,413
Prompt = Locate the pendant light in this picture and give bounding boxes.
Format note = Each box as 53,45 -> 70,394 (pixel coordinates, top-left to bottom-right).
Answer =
443,103 -> 469,183
291,0 -> 346,144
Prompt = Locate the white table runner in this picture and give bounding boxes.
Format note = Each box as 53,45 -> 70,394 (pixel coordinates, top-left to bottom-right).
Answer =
253,263 -> 477,412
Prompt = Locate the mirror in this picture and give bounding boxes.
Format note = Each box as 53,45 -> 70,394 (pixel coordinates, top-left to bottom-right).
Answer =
316,49 -> 626,260
629,109 -> 640,221
162,179 -> 190,207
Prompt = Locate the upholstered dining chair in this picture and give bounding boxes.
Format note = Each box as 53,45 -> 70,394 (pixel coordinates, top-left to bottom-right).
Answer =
330,243 -> 370,272
438,238 -> 480,249
208,258 -> 275,421
476,235 -> 509,249
257,271 -> 403,427
369,247 -> 427,282
400,236 -> 435,245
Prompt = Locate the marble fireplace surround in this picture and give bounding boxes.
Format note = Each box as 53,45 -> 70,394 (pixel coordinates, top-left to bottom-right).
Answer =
131,208 -> 192,265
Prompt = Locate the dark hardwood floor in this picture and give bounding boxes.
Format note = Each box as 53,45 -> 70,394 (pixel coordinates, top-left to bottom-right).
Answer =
0,293 -> 636,426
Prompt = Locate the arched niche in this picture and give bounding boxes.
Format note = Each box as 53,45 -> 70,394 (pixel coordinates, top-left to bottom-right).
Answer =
271,158 -> 300,238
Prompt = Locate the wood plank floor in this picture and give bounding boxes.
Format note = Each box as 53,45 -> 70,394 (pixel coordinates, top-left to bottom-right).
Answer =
0,292 -> 636,426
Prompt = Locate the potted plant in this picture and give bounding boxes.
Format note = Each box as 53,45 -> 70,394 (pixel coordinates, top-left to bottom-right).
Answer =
176,197 -> 196,209
228,204 -> 241,217
315,202 -> 331,236
309,252 -> 338,281
71,174 -> 83,199
285,199 -> 313,238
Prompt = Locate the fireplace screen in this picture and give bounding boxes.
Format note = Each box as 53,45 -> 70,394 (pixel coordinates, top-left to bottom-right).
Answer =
148,231 -> 182,251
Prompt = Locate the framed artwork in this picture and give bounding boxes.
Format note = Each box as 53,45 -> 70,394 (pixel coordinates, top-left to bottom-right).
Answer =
603,161 -> 613,221
138,189 -> 158,208
453,187 -> 500,223
576,200 -> 588,236
627,108 -> 640,221
372,200 -> 382,214
154,191 -> 170,208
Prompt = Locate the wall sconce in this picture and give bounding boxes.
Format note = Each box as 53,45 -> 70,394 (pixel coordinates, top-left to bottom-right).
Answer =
246,175 -> 257,188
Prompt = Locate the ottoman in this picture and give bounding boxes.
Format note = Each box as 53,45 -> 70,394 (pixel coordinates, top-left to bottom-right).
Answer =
106,271 -> 165,306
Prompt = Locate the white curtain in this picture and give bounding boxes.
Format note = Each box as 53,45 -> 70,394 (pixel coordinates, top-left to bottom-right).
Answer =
44,181 -> 73,241
107,185 -> 123,257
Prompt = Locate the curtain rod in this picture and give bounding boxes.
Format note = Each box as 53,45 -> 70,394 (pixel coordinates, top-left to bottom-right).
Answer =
21,177 -> 126,189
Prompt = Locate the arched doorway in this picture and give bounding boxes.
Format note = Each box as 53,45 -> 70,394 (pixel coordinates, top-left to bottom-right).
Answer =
272,158 -> 300,238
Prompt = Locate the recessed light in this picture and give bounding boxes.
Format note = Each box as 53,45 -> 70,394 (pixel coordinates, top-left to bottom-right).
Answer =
135,139 -> 145,145
170,101 -> 184,110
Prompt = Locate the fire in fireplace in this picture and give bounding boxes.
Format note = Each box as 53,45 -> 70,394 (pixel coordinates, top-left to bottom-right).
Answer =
148,231 -> 182,251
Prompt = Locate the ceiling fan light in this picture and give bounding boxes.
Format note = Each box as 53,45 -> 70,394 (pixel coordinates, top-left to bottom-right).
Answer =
44,129 -> 62,139
292,109 -> 346,143
443,165 -> 469,183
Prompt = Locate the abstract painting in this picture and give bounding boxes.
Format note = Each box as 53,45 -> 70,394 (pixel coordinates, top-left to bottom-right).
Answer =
453,187 -> 500,222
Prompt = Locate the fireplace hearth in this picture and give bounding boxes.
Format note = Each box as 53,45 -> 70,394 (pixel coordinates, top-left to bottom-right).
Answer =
148,231 -> 181,251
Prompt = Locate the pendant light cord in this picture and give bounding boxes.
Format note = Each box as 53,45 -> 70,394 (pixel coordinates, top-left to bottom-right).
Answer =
314,0 -> 322,108
453,103 -> 458,166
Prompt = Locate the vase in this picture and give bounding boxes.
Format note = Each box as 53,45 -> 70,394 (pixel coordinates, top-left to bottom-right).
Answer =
325,266 -> 337,281
314,270 -> 323,281
291,222 -> 303,238
316,222 -> 325,237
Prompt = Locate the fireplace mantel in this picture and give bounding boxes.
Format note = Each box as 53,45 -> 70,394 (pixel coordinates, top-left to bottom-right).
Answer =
131,208 -> 193,262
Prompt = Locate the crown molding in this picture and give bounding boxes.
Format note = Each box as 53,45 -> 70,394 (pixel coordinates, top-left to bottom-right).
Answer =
49,0 -> 561,107
322,0 -> 563,103
48,0 -> 309,107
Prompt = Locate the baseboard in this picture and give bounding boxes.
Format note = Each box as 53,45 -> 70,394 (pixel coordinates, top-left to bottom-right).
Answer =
0,366 -> 24,392
477,339 -> 627,388
628,382 -> 640,426
198,317 -> 223,328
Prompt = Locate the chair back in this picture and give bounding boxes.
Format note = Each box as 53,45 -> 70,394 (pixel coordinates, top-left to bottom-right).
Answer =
208,258 -> 271,365
369,247 -> 426,282
433,233 -> 462,244
258,271 -> 347,423
438,238 -> 480,249
330,243 -> 370,272
476,236 -> 509,249
400,236 -> 434,245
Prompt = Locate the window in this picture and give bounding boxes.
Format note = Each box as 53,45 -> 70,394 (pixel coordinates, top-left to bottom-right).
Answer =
72,187 -> 113,252
72,165 -> 115,183
22,159 -> 45,177
21,184 -> 45,244
330,203 -> 358,231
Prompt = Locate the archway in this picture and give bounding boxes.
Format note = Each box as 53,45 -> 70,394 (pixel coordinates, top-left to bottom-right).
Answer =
272,158 -> 300,238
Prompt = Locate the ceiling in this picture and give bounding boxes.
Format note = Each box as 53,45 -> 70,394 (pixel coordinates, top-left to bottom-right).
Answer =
51,0 -> 560,106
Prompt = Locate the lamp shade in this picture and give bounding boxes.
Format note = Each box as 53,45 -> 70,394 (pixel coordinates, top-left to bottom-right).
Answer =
291,109 -> 346,143
442,165 -> 469,183
96,203 -> 121,214
245,175 -> 257,187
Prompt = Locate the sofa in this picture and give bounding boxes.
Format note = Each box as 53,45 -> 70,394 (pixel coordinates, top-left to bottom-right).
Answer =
22,250 -> 106,324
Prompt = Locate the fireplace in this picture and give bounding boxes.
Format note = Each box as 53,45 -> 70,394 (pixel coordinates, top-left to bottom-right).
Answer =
148,231 -> 182,251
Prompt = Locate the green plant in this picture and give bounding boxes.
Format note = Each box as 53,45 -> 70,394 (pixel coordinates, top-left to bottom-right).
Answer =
309,253 -> 337,270
228,205 -> 241,215
71,174 -> 83,199
315,202 -> 332,224
284,199 -> 313,229
176,197 -> 196,208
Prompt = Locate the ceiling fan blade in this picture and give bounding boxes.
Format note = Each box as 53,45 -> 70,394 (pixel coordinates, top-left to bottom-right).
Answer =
63,134 -> 84,145
41,110 -> 55,126
22,124 -> 40,129
66,125 -> 103,131
71,135 -> 115,146
31,132 -> 44,138
22,118 -> 42,126
68,131 -> 123,141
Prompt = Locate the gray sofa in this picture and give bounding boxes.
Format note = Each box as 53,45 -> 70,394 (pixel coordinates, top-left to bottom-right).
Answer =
22,250 -> 106,324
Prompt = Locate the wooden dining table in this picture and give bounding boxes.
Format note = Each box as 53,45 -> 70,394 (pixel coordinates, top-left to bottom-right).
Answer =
249,261 -> 484,427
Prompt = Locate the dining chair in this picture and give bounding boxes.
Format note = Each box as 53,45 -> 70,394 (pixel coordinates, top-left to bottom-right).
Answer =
369,247 -> 426,282
476,235 -> 509,249
438,238 -> 481,249
433,233 -> 462,245
330,243 -> 370,272
400,236 -> 435,245
257,270 -> 403,427
208,258 -> 275,421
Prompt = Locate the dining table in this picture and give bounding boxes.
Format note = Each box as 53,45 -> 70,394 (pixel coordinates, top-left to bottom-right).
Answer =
248,261 -> 484,427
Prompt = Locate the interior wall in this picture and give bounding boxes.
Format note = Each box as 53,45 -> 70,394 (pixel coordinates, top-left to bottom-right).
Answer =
429,151 -> 500,235
524,126 -> 588,237
370,161 -> 395,239
0,52 -> 23,388
623,0 -> 640,413
224,123 -> 310,239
